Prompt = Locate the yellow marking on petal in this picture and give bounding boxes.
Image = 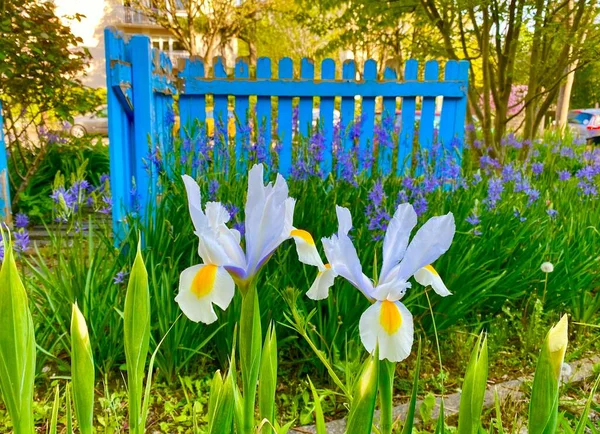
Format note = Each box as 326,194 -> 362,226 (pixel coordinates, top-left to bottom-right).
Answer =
424,264 -> 439,276
290,229 -> 315,246
324,263 -> 331,269
379,300 -> 402,335
191,265 -> 218,299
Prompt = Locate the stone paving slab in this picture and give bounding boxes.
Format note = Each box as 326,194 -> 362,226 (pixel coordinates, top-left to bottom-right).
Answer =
289,355 -> 600,434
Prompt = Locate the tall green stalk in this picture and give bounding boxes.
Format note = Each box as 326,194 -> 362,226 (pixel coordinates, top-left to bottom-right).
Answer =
378,359 -> 395,434
0,235 -> 36,434
239,282 -> 262,434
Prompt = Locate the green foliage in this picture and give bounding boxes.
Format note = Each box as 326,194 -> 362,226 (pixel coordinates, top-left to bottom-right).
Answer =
124,242 -> 151,434
0,234 -> 36,434
70,303 -> 94,434
259,323 -> 278,430
457,333 -> 488,434
346,351 -> 379,434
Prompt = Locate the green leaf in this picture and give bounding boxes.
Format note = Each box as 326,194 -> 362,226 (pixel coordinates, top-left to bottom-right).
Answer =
123,240 -> 151,434
49,385 -> 60,434
529,315 -> 568,434
574,374 -> 600,434
0,233 -> 36,434
346,351 -> 379,434
458,332 -> 488,434
435,399 -> 445,434
259,322 -> 278,431
239,283 -> 262,433
493,388 -> 505,434
208,363 -> 236,433
401,339 -> 422,434
378,359 -> 395,434
70,303 -> 95,434
308,377 -> 326,434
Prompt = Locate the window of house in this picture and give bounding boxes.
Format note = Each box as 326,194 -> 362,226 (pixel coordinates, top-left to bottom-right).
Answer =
152,39 -> 161,50
171,39 -> 185,52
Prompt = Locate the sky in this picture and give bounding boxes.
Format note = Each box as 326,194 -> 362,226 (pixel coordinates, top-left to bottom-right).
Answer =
53,0 -> 106,48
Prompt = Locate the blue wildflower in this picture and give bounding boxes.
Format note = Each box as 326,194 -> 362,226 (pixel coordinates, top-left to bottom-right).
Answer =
113,271 -> 129,285
14,213 -> 29,229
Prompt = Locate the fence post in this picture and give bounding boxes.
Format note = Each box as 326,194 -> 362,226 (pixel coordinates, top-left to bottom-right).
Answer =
0,101 -> 12,225
130,35 -> 156,218
104,28 -> 133,244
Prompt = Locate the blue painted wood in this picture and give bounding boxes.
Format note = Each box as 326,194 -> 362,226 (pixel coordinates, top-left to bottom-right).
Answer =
130,35 -> 156,216
234,58 -> 250,173
359,60 -> 377,174
213,57 -> 229,172
182,78 -> 465,98
0,100 -> 11,222
380,64 -> 397,175
105,28 -> 133,243
319,59 -> 336,176
256,57 -> 272,167
298,59 -> 315,140
104,27 -> 470,241
418,60 -> 439,174
277,58 -> 294,177
454,61 -> 470,167
340,60 -> 356,162
439,60 -> 459,166
179,58 -> 206,139
398,59 -> 418,176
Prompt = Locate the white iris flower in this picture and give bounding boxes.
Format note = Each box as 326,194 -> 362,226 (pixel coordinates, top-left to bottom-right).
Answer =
176,164 -> 296,324
292,204 -> 455,362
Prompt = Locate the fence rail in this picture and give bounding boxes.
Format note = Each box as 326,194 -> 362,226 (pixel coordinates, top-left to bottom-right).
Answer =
104,27 -> 469,241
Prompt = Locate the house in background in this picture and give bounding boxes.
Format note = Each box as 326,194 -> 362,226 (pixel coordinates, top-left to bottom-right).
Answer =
54,0 -> 238,89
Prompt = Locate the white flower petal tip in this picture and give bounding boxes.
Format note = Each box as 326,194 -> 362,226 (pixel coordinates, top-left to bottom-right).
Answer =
175,264 -> 235,324
359,300 -> 414,362
541,262 -> 554,273
306,267 -> 336,300
414,265 -> 452,297
291,229 -> 324,268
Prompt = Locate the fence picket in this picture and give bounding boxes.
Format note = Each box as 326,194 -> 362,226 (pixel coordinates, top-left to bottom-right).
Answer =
299,59 -> 315,142
359,59 -> 377,174
234,58 -> 250,173
340,60 -> 356,165
256,57 -> 272,168
418,60 -> 439,175
0,101 -> 11,223
277,58 -> 294,177
319,59 -> 336,176
398,59 -> 418,176
380,63 -> 397,175
213,57 -> 228,171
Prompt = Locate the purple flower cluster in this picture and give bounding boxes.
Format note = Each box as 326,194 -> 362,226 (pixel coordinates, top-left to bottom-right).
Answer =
365,180 -> 391,241
484,178 -> 504,210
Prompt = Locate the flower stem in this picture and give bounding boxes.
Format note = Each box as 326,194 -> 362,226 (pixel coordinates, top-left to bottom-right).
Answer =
239,283 -> 262,434
378,359 -> 395,434
425,289 -> 445,395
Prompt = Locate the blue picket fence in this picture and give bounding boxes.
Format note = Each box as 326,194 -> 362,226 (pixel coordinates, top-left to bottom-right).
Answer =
104,27 -> 469,239
0,101 -> 12,224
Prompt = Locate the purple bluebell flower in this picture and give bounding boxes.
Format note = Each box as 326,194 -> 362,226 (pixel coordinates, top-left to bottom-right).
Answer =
402,177 -> 414,191
14,213 -> 29,229
514,173 -> 531,194
531,162 -> 544,176
472,172 -> 482,185
397,190 -> 409,203
233,221 -> 245,237
466,214 -> 480,225
578,181 -> 598,197
480,155 -> 501,172
501,164 -> 516,183
99,195 -> 112,214
557,170 -> 571,181
560,147 -> 575,159
366,180 -> 391,240
224,203 -> 239,220
514,209 -> 527,222
113,271 -> 128,285
208,179 -> 219,201
473,229 -> 482,236
484,177 -> 504,210
526,188 -> 540,206
165,109 -> 175,127
14,230 -> 30,253
547,209 -> 558,218
412,195 -> 428,217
